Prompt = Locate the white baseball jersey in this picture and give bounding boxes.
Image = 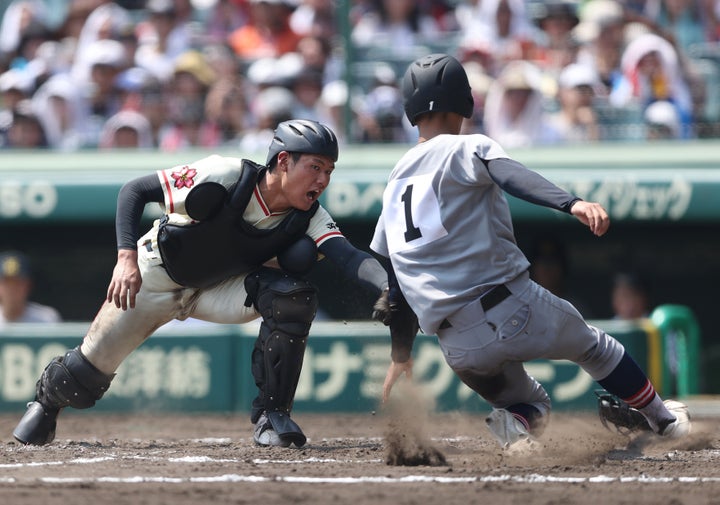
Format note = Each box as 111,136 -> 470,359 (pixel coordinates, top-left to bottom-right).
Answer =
370,134 -> 531,335
83,155 -> 345,373
141,154 -> 343,256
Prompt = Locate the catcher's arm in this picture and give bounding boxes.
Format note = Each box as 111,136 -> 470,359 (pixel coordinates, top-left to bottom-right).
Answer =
110,174 -> 164,310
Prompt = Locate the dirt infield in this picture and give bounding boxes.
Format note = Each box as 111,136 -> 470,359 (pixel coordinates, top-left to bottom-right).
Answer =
2,406 -> 720,505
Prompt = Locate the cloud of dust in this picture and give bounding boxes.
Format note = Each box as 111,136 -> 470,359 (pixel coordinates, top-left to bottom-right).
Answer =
382,381 -> 448,466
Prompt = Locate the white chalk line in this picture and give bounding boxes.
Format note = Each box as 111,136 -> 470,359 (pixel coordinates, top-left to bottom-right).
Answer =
3,454 -> 718,485
0,454 -> 383,470
4,440 -> 718,486
0,474 -> 717,485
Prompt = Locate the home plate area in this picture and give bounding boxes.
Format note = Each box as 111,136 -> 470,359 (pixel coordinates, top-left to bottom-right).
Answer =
1,411 -> 719,505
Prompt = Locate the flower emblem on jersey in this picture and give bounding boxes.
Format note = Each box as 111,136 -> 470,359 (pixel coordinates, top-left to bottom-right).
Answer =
171,166 -> 197,189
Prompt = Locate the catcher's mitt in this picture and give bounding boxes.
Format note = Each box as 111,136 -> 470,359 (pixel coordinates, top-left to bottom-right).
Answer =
596,390 -> 652,435
372,288 -> 395,326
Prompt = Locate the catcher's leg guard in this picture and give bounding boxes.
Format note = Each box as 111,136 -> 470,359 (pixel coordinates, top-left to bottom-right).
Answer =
245,268 -> 318,447
13,346 -> 115,445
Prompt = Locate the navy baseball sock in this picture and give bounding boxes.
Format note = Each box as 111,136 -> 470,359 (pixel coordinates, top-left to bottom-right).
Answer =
598,351 -> 655,408
598,351 -> 673,432
507,403 -> 544,435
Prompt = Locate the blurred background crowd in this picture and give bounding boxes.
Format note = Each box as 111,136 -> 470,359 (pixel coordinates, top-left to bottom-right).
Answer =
0,0 -> 719,153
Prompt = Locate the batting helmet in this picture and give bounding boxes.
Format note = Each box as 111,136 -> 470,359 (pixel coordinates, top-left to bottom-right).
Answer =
402,53 -> 474,126
266,119 -> 339,166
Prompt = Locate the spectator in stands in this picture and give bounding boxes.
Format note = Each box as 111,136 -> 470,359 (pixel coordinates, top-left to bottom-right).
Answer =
32,73 -> 93,151
202,43 -> 243,83
457,0 -> 539,76
0,251 -> 62,326
296,34 -> 342,83
159,50 -> 221,151
115,66 -> 169,147
611,271 -> 653,320
317,79 -> 351,144
203,0 -> 250,46
204,78 -> 249,145
353,61 -> 413,143
355,83 -> 410,142
99,109 -> 155,149
290,66 -> 324,121
351,0 -> 441,58
0,67 -> 34,111
529,1 -> 583,80
31,38 -> 76,82
55,0 -> 99,43
530,0 -> 580,64
1,99 -> 48,148
610,31 -> 694,138
453,0 -> 481,31
641,0 -> 710,54
546,62 -> 603,143
290,0 -> 336,39
574,0 -> 628,96
483,60 -> 560,147
0,0 -> 50,70
228,0 -> 302,62
460,59 -> 493,134
79,39 -> 129,146
135,0 -> 194,83
644,99 -> 683,139
70,2 -> 134,84
240,85 -> 295,152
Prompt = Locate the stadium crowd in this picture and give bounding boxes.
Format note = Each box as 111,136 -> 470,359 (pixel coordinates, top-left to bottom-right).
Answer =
0,0 -> 719,152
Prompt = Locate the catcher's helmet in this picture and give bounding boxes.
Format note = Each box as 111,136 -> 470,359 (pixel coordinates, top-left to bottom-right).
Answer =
402,53 -> 474,126
266,119 -> 339,166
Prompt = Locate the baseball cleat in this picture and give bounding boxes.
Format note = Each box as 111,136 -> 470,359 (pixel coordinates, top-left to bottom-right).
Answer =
485,408 -> 531,449
657,400 -> 691,438
253,413 -> 291,447
13,401 -> 59,446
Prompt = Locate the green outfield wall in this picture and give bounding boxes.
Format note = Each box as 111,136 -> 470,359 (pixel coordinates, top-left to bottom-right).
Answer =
2,141 -> 720,224
0,305 -> 699,414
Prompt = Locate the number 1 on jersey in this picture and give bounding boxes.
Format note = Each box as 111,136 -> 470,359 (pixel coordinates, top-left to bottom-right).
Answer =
401,184 -> 422,242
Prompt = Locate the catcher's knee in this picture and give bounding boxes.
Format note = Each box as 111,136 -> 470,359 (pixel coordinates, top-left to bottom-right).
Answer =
36,347 -> 115,410
246,268 -> 319,333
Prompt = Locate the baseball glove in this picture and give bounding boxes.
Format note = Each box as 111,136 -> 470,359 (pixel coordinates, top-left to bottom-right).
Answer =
372,288 -> 395,325
596,390 -> 652,435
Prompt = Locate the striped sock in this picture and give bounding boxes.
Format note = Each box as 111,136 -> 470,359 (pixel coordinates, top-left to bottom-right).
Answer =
623,379 -> 655,409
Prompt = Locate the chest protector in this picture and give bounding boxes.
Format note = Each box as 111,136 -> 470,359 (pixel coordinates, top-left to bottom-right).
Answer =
157,159 -> 319,289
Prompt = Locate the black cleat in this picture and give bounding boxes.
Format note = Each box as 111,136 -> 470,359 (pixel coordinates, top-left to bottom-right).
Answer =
13,401 -> 60,445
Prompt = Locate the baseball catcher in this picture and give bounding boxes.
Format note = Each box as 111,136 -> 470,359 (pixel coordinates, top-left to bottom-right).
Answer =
13,119 -> 392,448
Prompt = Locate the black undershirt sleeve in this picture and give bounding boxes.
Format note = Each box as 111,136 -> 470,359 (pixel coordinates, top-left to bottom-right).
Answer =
115,174 -> 164,250
318,236 -> 389,297
485,157 -> 581,213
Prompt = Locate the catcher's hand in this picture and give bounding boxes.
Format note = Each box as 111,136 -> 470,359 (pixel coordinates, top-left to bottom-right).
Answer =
107,249 -> 142,310
372,288 -> 396,325
383,358 -> 413,403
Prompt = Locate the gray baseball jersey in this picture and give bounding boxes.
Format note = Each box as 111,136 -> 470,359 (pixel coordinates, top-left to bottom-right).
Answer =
371,133 -> 531,335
